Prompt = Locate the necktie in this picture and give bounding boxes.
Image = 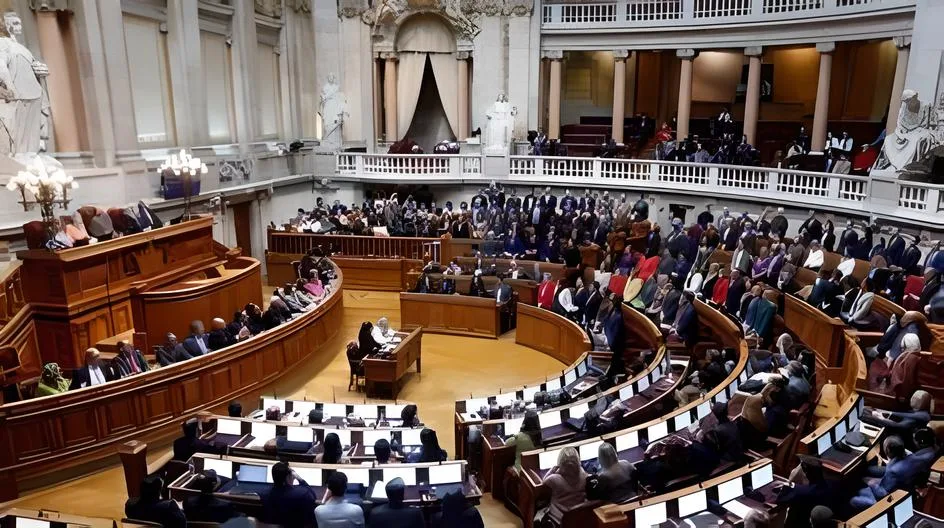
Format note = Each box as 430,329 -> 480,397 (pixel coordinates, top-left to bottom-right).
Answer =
128,352 -> 140,373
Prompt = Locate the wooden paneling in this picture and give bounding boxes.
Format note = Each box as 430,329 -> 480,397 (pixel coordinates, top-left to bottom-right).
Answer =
0,262 -> 344,501
515,304 -> 592,365
399,293 -> 502,338
784,294 -> 846,367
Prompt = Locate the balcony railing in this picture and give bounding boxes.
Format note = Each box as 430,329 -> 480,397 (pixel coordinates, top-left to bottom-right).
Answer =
540,0 -> 915,28
334,153 -> 943,228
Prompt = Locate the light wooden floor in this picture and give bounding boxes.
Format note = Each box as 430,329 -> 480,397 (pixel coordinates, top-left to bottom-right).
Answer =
3,289 -> 565,527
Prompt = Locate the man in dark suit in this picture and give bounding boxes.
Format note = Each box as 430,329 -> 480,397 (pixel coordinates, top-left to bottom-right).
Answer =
183,470 -> 240,523
207,317 -> 235,351
156,333 -> 194,367
494,277 -> 513,304
367,477 -> 424,528
261,462 -> 318,527
69,347 -> 113,390
125,475 -> 186,528
182,320 -> 210,357
114,341 -> 149,378
173,418 -> 222,461
725,270 -> 747,316
583,281 -> 603,328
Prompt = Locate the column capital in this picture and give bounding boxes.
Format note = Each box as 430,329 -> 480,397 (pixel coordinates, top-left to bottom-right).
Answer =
676,48 -> 697,60
542,50 -> 564,60
613,49 -> 630,60
744,46 -> 763,57
892,36 -> 912,49
815,42 -> 836,54
29,0 -> 72,12
456,51 -> 472,60
379,51 -> 399,61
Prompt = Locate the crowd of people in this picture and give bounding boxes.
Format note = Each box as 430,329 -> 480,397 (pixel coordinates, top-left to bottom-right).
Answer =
35,255 -> 338,397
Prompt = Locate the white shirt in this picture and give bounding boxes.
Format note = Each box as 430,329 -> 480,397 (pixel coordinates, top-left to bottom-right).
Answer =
89,365 -> 106,386
557,288 -> 578,313
371,326 -> 395,344
804,249 -> 824,269
685,272 -> 704,294
836,258 -> 856,278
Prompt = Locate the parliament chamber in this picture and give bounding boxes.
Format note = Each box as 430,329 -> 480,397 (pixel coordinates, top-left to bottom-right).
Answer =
2,0 -> 944,527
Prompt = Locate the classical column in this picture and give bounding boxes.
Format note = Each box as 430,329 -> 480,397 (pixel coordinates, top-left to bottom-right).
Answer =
811,42 -> 835,152
886,36 -> 912,134
457,51 -> 470,140
742,46 -> 763,145
34,7 -> 82,152
545,50 -> 563,140
612,49 -> 629,143
372,57 -> 383,141
382,52 -> 398,142
676,49 -> 697,141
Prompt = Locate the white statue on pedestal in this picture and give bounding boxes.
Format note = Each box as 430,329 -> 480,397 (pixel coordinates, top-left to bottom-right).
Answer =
319,73 -> 348,150
484,91 -> 516,156
875,89 -> 941,173
0,11 -> 49,155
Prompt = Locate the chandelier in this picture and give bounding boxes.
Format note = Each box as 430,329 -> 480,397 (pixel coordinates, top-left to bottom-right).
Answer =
5,154 -> 76,234
159,149 -> 207,220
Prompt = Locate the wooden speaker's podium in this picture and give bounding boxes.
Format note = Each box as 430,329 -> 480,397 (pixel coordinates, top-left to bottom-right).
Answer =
16,217 -> 222,369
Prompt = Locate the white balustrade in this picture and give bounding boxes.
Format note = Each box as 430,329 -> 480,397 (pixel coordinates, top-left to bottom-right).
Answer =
627,0 -> 682,20
695,0 -> 753,18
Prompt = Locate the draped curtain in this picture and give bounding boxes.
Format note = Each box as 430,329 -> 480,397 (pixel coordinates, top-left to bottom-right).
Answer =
428,53 -> 459,138
395,14 -> 457,139
396,52 -> 428,139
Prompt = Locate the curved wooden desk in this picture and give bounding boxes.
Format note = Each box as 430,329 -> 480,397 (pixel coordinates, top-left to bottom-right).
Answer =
0,264 -> 344,501
399,292 -> 504,338
516,303 -> 592,365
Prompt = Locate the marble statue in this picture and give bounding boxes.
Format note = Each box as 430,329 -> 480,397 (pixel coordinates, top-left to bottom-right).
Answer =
0,11 -> 49,155
319,73 -> 348,150
875,89 -> 941,174
484,91 -> 516,155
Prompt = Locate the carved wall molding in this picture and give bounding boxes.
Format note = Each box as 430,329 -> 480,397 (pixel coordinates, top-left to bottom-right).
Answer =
289,0 -> 312,14
254,0 -> 283,18
28,0 -> 72,12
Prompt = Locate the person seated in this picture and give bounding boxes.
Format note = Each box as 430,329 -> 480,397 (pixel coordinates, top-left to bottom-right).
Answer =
434,489 -> 485,528
292,278 -> 319,307
495,276 -> 514,304
115,341 -> 150,377
36,362 -> 69,396
172,418 -> 221,461
156,333 -> 194,367
889,334 -> 923,397
225,311 -> 252,341
590,442 -> 635,503
228,401 -> 242,417
538,447 -> 587,527
367,477 -> 424,528
507,260 -> 530,280
775,460 -> 838,528
244,303 -> 266,335
371,317 -> 397,345
408,428 -> 447,463
358,321 -> 382,355
207,317 -> 235,351
279,284 -> 308,312
803,240 -> 825,271
183,470 -> 240,523
840,277 -> 877,330
724,270 -> 747,316
850,435 -> 913,510
400,404 -> 420,427
374,438 -> 399,464
751,246 -> 772,282
261,461 -> 318,527
69,348 -> 114,390
304,272 -> 327,299
468,269 -> 488,297
869,311 -> 926,364
125,475 -> 186,528
861,390 -> 932,443
263,300 -> 290,330
182,320 -> 210,357
315,471 -> 366,527
505,410 -> 542,472
316,432 -> 351,464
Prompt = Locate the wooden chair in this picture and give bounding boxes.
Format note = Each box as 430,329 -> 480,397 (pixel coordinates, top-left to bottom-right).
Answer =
346,341 -> 365,392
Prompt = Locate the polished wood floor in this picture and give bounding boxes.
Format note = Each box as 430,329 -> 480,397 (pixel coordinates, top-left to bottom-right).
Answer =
3,290 -> 565,527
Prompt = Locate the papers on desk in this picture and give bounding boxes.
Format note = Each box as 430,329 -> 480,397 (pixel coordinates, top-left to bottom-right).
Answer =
722,499 -> 754,519
390,336 -> 402,344
459,412 -> 480,422
570,379 -> 594,394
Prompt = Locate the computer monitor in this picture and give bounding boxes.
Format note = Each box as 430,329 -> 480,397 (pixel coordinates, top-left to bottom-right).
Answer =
353,405 -> 378,420
293,467 -> 323,486
338,467 -> 370,486
292,401 -> 317,417
619,385 -> 635,401
675,411 -> 692,430
538,411 -> 562,429
202,457 -> 233,479
696,401 -> 711,419
545,378 -> 562,392
263,398 -> 285,413
636,375 -> 650,392
648,421 -> 668,442
363,430 -> 391,446
251,422 -> 276,440
615,431 -> 639,452
429,463 -> 463,484
217,419 -> 242,436
847,406 -> 860,432
715,387 -> 729,404
465,398 -> 489,413
494,392 -> 516,407
237,464 -> 269,483
893,496 -> 914,527
678,490 -> 708,518
579,441 -> 603,461
385,404 -> 406,420
539,449 -> 560,470
577,362 -> 588,377
14,519 -> 51,528
504,418 -> 524,437
834,420 -> 847,442
333,429 -> 352,448
523,386 -> 540,402
383,467 -> 417,486
751,464 -> 773,490
323,403 -> 347,418
866,514 -> 887,528
717,477 -> 743,504
634,502 -> 667,528
286,426 -> 312,443
816,434 -> 832,456
569,402 -> 590,419
401,428 -> 423,446
564,369 -> 577,386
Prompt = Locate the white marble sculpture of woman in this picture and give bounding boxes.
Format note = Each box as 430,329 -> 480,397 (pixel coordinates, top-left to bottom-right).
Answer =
0,11 -> 48,155
877,89 -> 938,171
485,91 -> 515,155
319,73 -> 348,149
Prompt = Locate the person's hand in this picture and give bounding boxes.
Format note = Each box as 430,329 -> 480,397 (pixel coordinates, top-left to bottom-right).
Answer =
322,488 -> 332,502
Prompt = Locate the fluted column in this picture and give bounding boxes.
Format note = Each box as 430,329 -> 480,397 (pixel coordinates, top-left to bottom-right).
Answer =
382,52 -> 398,142
545,50 -> 563,140
612,49 -> 629,143
886,37 -> 911,134
457,51 -> 470,139
35,7 -> 82,152
373,57 -> 383,141
743,46 -> 763,145
676,48 -> 697,141
811,42 -> 835,152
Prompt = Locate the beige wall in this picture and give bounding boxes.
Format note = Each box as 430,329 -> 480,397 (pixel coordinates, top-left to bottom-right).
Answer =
692,50 -> 743,105
561,51 -> 615,124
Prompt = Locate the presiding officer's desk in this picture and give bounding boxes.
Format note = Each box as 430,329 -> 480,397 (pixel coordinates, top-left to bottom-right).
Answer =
399,292 -> 505,338
363,327 -> 423,398
205,415 -> 427,463
251,398 -> 418,427
0,220 -> 344,501
169,453 -> 480,517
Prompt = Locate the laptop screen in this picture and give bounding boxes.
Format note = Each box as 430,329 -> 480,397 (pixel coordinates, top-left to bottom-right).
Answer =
353,405 -> 378,419
286,426 -> 312,443
338,468 -> 370,486
382,467 -> 417,486
494,392 -> 516,407
429,463 -> 463,485
579,441 -> 603,461
563,369 -> 577,386
293,467 -> 322,486
14,519 -> 50,528
544,378 -> 562,392
292,401 -> 317,417
323,403 -> 346,418
217,419 -> 242,436
363,430 -> 391,446
615,430 -> 639,452
251,422 -> 276,440
678,490 -> 707,518
577,362 -> 588,377
202,457 -> 233,479
401,428 -> 423,446
538,411 -> 562,429
238,464 -> 269,483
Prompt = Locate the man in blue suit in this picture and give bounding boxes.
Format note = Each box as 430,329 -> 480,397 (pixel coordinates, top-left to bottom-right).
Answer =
260,462 -> 318,527
850,431 -> 936,511
182,320 -> 210,357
